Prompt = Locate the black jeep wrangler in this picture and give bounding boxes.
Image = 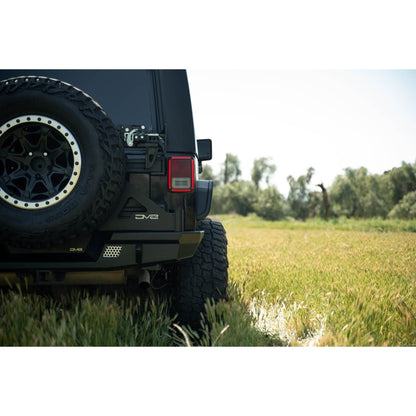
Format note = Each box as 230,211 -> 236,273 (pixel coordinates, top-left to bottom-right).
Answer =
0,70 -> 228,328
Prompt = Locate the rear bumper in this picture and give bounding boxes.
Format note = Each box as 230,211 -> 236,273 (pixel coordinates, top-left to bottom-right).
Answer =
0,230 -> 203,272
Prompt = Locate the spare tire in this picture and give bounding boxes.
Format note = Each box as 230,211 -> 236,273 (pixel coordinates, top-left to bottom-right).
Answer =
0,76 -> 125,248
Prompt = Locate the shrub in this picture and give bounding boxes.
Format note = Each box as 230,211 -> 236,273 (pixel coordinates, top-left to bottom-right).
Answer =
254,186 -> 286,221
388,191 -> 416,219
211,181 -> 257,216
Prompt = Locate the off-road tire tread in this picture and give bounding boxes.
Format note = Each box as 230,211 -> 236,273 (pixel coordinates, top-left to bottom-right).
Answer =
0,76 -> 125,248
174,219 -> 228,329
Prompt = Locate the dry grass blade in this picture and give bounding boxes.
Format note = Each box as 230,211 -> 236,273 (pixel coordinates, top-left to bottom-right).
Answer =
172,323 -> 192,347
212,324 -> 230,346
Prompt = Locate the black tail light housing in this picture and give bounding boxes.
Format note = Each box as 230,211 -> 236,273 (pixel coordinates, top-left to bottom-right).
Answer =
168,157 -> 195,192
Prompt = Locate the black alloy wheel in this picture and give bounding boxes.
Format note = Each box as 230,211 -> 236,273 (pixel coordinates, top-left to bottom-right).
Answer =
0,115 -> 81,209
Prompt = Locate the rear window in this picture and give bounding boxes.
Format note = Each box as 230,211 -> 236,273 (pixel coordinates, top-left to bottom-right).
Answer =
0,70 -> 155,130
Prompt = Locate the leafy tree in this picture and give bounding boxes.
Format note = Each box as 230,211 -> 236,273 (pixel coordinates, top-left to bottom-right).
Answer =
211,181 -> 257,216
199,164 -> 220,186
388,190 -> 416,219
210,185 -> 229,214
220,153 -> 242,185
225,181 -> 257,216
330,167 -> 395,218
383,162 -> 416,206
361,174 -> 389,218
199,164 -> 214,180
207,155 -> 416,221
307,190 -> 326,219
330,167 -> 370,217
251,158 -> 277,189
254,186 -> 286,221
287,167 -> 315,220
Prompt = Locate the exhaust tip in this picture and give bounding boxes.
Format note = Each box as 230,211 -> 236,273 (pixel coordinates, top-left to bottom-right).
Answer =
138,269 -> 151,289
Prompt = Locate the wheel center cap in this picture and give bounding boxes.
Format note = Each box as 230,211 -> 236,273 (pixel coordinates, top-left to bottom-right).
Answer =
30,156 -> 48,173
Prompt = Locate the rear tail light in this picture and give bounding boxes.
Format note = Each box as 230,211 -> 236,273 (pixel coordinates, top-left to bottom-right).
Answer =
168,157 -> 195,192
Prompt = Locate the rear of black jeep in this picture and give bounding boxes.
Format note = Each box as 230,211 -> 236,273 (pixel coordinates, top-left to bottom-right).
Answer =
0,70 -> 228,328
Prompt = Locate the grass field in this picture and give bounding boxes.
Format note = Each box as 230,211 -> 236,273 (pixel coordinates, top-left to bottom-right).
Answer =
1,214 -> 415,346
221,215 -> 416,346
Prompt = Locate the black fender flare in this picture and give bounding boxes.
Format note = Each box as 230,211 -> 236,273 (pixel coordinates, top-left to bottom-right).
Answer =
195,180 -> 213,220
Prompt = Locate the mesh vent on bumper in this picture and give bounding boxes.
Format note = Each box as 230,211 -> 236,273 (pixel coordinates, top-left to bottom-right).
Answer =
102,245 -> 123,258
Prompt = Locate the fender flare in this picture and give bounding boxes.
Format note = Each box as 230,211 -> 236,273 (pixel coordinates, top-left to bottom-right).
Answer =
195,180 -> 213,220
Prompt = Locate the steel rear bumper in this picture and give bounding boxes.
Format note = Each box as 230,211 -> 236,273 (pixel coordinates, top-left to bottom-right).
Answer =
0,231 -> 204,272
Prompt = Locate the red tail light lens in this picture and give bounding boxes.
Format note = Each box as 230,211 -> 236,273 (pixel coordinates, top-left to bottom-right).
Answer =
168,157 -> 195,192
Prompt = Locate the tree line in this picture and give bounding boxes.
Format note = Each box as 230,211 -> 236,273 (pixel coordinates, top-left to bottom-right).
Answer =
200,154 -> 416,221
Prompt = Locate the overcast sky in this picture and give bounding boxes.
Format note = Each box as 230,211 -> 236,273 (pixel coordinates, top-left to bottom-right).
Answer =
188,70 -> 416,196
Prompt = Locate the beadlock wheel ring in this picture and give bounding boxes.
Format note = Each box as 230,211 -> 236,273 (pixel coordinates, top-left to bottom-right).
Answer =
0,115 -> 81,210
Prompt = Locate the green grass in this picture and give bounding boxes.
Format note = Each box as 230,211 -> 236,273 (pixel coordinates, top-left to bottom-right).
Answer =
0,288 -> 175,346
1,215 -> 415,346
0,284 -> 281,347
218,214 -> 416,346
216,213 -> 416,233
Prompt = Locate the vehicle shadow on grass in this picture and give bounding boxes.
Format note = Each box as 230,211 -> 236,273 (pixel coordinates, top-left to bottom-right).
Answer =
0,283 -> 285,347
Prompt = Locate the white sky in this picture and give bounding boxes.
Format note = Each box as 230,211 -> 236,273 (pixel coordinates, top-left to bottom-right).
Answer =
4,0 -> 416,411
188,70 -> 416,196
